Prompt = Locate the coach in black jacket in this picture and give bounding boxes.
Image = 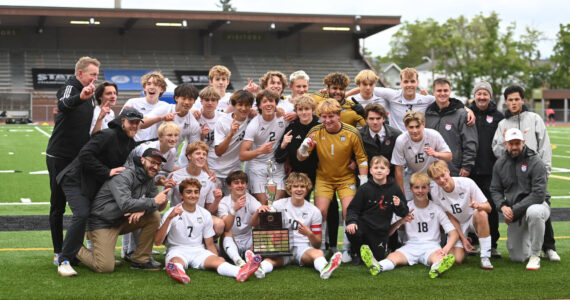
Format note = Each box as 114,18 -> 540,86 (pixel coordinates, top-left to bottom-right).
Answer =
55,108 -> 143,276
46,56 -> 99,261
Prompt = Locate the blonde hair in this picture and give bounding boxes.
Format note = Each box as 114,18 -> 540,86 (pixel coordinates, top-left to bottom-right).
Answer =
199,86 -> 222,101
260,71 -> 287,90
294,94 -> 316,112
75,56 -> 100,75
403,110 -> 425,126
400,68 -> 418,80
355,69 -> 379,85
409,172 -> 430,187
370,155 -> 390,168
158,122 -> 180,137
427,160 -> 449,179
185,141 -> 209,156
316,98 -> 342,115
141,71 -> 167,96
209,65 -> 231,81
285,172 -> 313,195
289,70 -> 310,85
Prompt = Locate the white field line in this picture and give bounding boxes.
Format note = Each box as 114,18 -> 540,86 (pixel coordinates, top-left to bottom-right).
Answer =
34,126 -> 51,138
553,155 -> 570,159
0,202 -> 50,205
29,170 -> 48,175
552,196 -> 570,199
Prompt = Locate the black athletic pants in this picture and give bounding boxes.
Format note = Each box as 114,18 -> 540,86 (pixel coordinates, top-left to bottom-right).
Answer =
59,173 -> 91,263
327,194 -> 339,249
346,221 -> 389,261
46,155 -> 72,254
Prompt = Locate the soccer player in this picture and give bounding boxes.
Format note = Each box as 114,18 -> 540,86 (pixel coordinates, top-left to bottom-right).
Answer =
286,70 -> 310,104
155,178 -> 262,284
121,71 -> 172,141
297,99 -> 368,257
425,78 -> 477,177
427,160 -> 493,270
192,65 -> 233,113
239,89 -> 288,204
351,69 -> 387,108
391,110 -> 452,200
90,81 -> 117,135
346,156 -> 408,265
252,172 -> 342,279
362,172 -> 458,278
211,90 -> 254,195
217,171 -> 262,267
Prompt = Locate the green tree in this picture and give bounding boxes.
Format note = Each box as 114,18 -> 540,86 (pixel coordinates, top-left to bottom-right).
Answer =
550,24 -> 570,89
385,19 -> 440,68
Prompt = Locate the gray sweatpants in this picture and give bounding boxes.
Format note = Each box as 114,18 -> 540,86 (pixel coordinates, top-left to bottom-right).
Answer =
507,202 -> 550,262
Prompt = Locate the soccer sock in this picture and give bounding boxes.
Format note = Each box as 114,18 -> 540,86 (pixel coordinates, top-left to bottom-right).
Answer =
314,256 -> 328,272
217,262 -> 239,278
379,259 -> 395,272
174,263 -> 185,271
342,220 -> 350,251
480,236 -> 492,258
260,260 -> 273,274
223,237 -> 242,264
321,221 -> 327,251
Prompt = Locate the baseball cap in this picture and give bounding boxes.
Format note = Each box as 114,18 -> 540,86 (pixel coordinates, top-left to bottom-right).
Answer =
119,108 -> 144,123
505,128 -> 524,142
142,148 -> 167,162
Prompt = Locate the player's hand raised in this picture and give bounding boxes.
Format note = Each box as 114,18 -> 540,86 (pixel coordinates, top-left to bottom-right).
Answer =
393,195 -> 401,206
281,130 -> 293,149
229,120 -> 240,135
154,188 -> 171,206
298,136 -> 316,157
80,79 -> 96,100
162,112 -> 176,122
258,141 -> 276,155
403,209 -> 415,223
213,182 -> 223,202
283,112 -> 298,123
233,194 -> 246,211
424,146 -> 436,157
168,203 -> 183,219
201,123 -> 210,140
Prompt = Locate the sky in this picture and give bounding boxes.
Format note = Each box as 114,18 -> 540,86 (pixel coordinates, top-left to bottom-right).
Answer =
1,0 -> 567,58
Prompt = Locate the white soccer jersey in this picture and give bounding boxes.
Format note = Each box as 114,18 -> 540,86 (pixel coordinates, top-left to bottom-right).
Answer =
431,177 -> 487,225
131,140 -> 178,173
169,168 -> 217,207
162,205 -> 215,248
277,98 -> 295,113
89,106 -> 115,134
217,193 -> 261,239
373,87 -> 435,132
145,104 -> 201,149
351,93 -> 388,110
193,92 -> 232,113
404,201 -> 455,244
243,114 -> 288,169
176,111 -> 223,168
121,97 -> 171,142
209,113 -> 250,178
391,128 -> 451,174
272,198 -> 322,247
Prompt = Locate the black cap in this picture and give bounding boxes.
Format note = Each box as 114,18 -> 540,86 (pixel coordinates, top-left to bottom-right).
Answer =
142,148 -> 167,162
119,108 -> 144,123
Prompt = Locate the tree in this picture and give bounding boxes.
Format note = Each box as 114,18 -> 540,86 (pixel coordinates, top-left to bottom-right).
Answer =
217,0 -> 236,12
384,19 -> 440,68
550,24 -> 570,89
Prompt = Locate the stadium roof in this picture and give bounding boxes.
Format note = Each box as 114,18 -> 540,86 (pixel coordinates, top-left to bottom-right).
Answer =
0,6 -> 400,38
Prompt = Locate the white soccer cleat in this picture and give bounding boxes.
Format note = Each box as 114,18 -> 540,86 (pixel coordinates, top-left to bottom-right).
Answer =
480,257 -> 493,270
341,250 -> 352,263
320,252 -> 342,279
543,249 -> 561,262
526,255 -> 541,270
58,260 -> 78,277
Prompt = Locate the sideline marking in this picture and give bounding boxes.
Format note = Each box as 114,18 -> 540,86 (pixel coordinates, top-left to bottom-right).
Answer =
0,170 -> 22,173
550,174 -> 570,181
0,246 -> 166,252
29,170 -> 48,175
553,155 -> 570,159
552,196 -> 570,199
0,202 -> 49,206
34,126 -> 51,138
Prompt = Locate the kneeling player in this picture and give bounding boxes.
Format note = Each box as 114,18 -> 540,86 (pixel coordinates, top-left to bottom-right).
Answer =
154,178 -> 261,284
346,156 -> 409,265
218,171 -> 262,267
363,173 -> 458,278
252,172 -> 342,279
427,160 -> 493,270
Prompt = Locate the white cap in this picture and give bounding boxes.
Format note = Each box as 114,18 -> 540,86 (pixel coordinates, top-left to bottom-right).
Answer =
505,128 -> 524,141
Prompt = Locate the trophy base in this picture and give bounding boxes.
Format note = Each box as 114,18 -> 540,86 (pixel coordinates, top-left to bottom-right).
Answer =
252,228 -> 291,257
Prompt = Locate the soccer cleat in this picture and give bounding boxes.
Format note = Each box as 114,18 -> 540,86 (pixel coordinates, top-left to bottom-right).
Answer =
149,256 -> 162,268
166,262 -> 190,284
245,250 -> 255,262
320,252 -> 342,279
360,245 -> 381,276
53,253 -> 60,266
429,254 -> 455,279
526,255 -> 541,270
236,254 -> 262,282
491,248 -> 502,259
58,260 -> 78,277
543,249 -> 561,262
236,258 -> 246,268
131,260 -> 161,271
480,257 -> 493,270
341,250 -> 352,263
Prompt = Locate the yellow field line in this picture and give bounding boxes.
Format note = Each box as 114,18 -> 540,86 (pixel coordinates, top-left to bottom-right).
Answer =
550,174 -> 570,181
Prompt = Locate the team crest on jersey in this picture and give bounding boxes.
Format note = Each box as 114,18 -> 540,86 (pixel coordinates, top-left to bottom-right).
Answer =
296,135 -> 302,139
260,127 -> 265,131
340,135 -> 346,142
486,115 -> 493,123
342,108 -> 347,112
302,212 -> 308,218
521,164 -> 527,172
458,192 -> 464,198
385,139 -> 391,145
197,217 -> 203,224
445,123 -> 452,131
430,212 -> 435,219
424,143 -> 430,147
184,123 -> 189,129
278,121 -> 284,128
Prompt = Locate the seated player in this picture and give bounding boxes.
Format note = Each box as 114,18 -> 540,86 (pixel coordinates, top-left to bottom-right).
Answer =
346,156 -> 409,265
391,110 -> 452,200
154,178 -> 262,284
252,172 -> 342,279
217,171 -> 263,267
169,141 -> 224,235
239,89 -> 289,204
363,173 -> 458,278
427,160 -> 493,270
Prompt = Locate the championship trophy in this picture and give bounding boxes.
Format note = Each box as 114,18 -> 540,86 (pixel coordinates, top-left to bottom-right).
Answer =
252,160 -> 291,256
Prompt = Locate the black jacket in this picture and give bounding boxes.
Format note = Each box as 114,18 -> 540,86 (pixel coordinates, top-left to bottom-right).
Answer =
469,101 -> 504,176
46,76 -> 95,159
57,117 -> 136,200
359,123 -> 401,177
274,115 -> 320,182
346,178 -> 408,232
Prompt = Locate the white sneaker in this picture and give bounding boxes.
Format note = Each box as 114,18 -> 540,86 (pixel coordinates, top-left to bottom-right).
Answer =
254,266 -> 265,279
480,257 -> 493,270
341,250 -> 352,263
543,249 -> 561,262
526,255 -> 540,270
236,258 -> 246,268
58,260 -> 78,277
53,253 -> 60,266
